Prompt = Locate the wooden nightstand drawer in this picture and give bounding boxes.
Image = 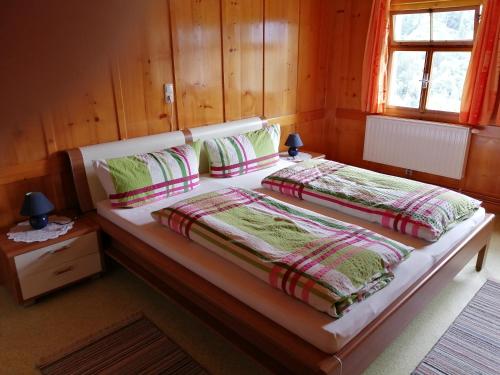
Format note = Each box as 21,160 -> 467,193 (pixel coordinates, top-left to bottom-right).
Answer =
14,231 -> 99,278
18,252 -> 102,300
0,216 -> 103,304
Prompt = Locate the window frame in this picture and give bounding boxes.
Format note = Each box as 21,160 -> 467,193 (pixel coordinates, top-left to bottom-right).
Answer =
385,5 -> 480,121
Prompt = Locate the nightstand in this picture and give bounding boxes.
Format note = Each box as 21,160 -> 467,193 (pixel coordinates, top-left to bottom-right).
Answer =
0,216 -> 103,305
279,150 -> 326,162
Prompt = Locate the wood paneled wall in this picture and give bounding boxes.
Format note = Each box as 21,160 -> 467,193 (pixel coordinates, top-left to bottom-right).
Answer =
0,0 -> 331,228
4,0 -> 496,228
324,0 -> 500,212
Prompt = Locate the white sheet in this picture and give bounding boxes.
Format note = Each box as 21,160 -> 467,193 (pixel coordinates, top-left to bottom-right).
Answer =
96,160 -> 486,353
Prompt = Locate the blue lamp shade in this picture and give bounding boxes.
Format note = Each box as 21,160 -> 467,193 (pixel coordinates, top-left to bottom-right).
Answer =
285,133 -> 304,157
20,192 -> 54,230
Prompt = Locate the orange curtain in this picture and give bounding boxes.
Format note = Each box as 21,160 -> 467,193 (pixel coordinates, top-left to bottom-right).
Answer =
459,0 -> 500,126
361,0 -> 391,113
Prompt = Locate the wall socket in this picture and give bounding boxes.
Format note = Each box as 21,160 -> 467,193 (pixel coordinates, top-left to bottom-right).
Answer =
164,83 -> 174,104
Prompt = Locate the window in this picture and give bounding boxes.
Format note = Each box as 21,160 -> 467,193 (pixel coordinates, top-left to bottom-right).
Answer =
386,7 -> 480,115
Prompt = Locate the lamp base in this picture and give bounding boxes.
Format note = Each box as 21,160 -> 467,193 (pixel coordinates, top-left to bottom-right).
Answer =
29,214 -> 49,230
287,147 -> 299,158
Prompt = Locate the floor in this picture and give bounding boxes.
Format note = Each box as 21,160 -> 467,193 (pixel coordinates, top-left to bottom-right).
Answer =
0,219 -> 498,375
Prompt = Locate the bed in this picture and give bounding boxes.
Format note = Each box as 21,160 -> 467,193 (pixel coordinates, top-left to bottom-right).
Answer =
67,117 -> 494,375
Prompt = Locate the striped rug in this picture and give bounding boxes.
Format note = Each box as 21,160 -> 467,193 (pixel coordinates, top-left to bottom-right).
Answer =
413,280 -> 500,375
38,313 -> 207,375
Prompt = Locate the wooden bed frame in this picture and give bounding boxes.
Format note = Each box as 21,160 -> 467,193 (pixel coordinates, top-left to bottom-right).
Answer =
66,125 -> 495,375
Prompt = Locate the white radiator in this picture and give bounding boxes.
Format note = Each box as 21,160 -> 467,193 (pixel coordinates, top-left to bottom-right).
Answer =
363,115 -> 470,179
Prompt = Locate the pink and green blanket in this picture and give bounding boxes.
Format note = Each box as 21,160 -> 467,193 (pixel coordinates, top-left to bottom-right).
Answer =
152,188 -> 412,318
262,159 -> 481,241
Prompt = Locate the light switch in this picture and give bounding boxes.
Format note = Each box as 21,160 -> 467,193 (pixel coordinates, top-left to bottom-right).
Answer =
164,83 -> 174,103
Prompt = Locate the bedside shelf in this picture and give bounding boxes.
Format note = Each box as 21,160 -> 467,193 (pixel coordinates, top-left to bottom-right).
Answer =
0,216 -> 103,305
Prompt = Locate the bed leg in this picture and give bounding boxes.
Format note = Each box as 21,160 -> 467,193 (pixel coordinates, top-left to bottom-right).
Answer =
475,245 -> 489,272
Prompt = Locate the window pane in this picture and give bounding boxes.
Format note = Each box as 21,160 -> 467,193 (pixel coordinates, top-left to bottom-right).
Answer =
388,51 -> 426,108
432,10 -> 475,41
393,13 -> 430,41
426,52 -> 471,112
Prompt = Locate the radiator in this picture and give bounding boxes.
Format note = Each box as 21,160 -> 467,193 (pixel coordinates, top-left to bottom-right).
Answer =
363,115 -> 470,179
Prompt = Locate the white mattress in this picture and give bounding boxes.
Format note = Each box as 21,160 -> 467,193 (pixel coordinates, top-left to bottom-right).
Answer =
96,160 -> 486,353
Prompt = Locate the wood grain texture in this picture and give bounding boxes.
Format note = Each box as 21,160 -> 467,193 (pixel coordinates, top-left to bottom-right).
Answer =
222,0 -> 264,121
0,0 -> 333,228
170,0 -> 224,128
296,118 -> 327,154
463,129 -> 500,200
264,0 -> 300,117
0,115 -> 47,168
297,0 -> 331,113
49,63 -> 120,151
329,0 -> 371,111
113,0 -> 176,137
0,157 -> 65,186
6,0 -> 499,228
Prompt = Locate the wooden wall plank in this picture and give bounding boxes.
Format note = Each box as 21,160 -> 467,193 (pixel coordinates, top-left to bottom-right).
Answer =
0,157 -> 65,186
49,63 -> 120,151
110,63 -> 129,139
113,55 -> 149,138
463,132 -> 500,200
40,112 -> 59,155
296,118 -> 327,154
297,0 -> 330,113
170,0 -> 224,128
222,0 -> 264,121
264,0 -> 300,118
341,0 -> 370,110
0,115 -> 47,168
114,0 -> 176,138
0,186 -> 12,229
325,0 -> 369,162
144,0 -> 177,133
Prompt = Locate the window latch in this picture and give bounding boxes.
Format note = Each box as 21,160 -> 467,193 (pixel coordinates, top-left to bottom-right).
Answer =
420,73 -> 430,89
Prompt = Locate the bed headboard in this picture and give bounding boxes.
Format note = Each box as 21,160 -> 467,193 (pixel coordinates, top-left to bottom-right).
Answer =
67,117 -> 268,212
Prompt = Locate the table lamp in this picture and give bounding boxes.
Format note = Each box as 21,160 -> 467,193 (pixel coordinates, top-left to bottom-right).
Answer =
20,192 -> 54,229
285,133 -> 304,158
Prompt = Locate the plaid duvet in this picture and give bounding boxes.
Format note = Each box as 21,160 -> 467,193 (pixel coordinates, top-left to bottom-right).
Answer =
262,159 -> 481,241
152,188 -> 412,318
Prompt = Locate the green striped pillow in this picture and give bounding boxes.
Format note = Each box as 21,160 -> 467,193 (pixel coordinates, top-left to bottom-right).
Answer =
94,142 -> 201,208
205,124 -> 280,178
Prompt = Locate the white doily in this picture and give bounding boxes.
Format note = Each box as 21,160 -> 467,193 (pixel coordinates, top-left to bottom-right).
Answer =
7,216 -> 74,243
280,152 -> 312,162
